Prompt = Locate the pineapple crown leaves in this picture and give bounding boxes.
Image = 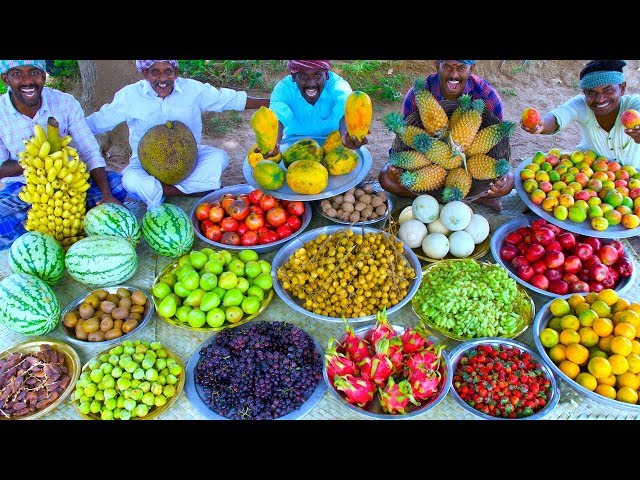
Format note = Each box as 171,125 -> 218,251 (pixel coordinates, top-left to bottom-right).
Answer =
383,112 -> 407,135
457,93 -> 473,111
442,186 -> 464,203
499,120 -> 517,137
412,132 -> 433,154
399,170 -> 417,188
494,158 -> 511,177
470,98 -> 485,114
413,77 -> 427,93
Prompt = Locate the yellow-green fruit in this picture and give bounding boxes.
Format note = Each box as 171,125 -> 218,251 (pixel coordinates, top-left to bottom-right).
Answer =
282,138 -> 323,168
138,120 -> 197,185
247,143 -> 281,168
286,160 -> 328,194
253,160 -> 285,190
322,130 -> 343,156
323,145 -> 359,175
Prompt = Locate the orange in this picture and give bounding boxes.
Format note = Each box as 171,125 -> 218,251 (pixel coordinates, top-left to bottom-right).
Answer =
610,335 -> 633,357
566,343 -> 590,365
593,317 -> 614,337
574,302 -> 592,316
591,300 -> 611,318
575,372 -> 597,391
626,353 -> 640,374
585,292 -> 599,304
559,329 -> 581,346
595,384 -> 617,399
568,294 -> 586,309
614,322 -> 636,341
539,328 -> 560,348
560,314 -> 580,331
578,327 -> 599,348
632,339 -> 640,355
548,317 -> 563,331
618,310 -> 640,332
548,344 -> 567,364
629,303 -> 640,315
597,288 -> 618,307
608,354 -> 629,375
549,298 -> 571,317
590,348 -> 608,360
559,360 -> 581,379
612,297 -> 632,313
598,334 -> 614,354
578,308 -> 598,327
616,386 -> 639,404
597,373 -> 617,386
587,356 -> 612,379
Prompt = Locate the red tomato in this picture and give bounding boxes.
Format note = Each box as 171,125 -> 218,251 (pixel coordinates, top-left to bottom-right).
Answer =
199,219 -> 214,233
209,206 -> 225,224
221,231 -> 240,246
220,217 -> 239,232
236,222 -> 250,236
195,202 -> 212,221
240,230 -> 259,246
286,214 -> 302,232
248,189 -> 264,205
259,194 -> 278,211
245,213 -> 265,231
258,229 -> 279,245
256,225 -> 270,234
286,201 -> 305,217
275,224 -> 293,239
265,207 -> 288,227
205,224 -> 222,242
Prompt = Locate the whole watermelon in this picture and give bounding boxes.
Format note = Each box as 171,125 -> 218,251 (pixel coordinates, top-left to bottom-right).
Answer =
9,231 -> 65,285
142,203 -> 194,257
65,235 -> 138,286
83,203 -> 142,247
0,273 -> 60,335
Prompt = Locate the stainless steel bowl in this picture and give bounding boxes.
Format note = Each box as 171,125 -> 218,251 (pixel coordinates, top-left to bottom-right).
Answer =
189,183 -> 312,254
323,324 -> 452,419
59,285 -> 153,347
314,186 -> 392,230
271,225 -> 423,323
448,337 -> 561,420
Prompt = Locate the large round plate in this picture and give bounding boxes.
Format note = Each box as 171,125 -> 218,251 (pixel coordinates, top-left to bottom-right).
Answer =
152,258 -> 274,333
184,320 -> 326,419
388,208 -> 490,263
490,215 -> 636,298
448,337 -> 560,420
533,293 -> 640,413
514,159 -> 640,238
0,339 -> 80,420
271,225 -> 423,323
323,324 -> 452,419
189,183 -> 312,254
59,285 -> 154,347
243,135 -> 372,201
411,259 -> 535,341
72,342 -> 185,420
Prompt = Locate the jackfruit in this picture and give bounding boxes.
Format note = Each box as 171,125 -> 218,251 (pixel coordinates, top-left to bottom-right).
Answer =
137,120 -> 198,185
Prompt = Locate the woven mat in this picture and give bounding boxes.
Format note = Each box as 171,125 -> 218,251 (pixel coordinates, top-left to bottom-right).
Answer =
1,191 -> 640,421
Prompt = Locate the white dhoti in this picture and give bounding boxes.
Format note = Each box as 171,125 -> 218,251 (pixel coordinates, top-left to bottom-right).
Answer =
122,145 -> 229,209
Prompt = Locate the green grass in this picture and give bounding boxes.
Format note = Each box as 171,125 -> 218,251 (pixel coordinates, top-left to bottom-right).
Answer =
336,60 -> 406,101
205,110 -> 243,137
179,60 -> 288,90
500,88 -> 517,97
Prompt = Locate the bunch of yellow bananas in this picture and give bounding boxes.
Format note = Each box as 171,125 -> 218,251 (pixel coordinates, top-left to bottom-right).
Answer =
17,117 -> 91,248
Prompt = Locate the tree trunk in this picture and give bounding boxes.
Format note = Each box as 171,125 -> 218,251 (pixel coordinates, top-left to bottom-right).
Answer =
78,60 -> 97,114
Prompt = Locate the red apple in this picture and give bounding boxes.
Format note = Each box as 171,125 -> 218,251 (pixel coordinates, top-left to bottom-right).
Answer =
574,190 -> 591,202
598,245 -> 619,265
563,255 -> 583,274
220,216 -> 239,232
265,207 -> 288,228
199,219 -> 214,233
240,230 -> 259,246
236,222 -> 250,237
204,224 -> 222,243
286,201 -> 305,217
544,251 -> 565,269
582,254 -> 602,270
548,280 -> 569,295
614,256 -> 634,278
516,226 -> 534,238
608,267 -> 620,283
629,187 -> 640,200
500,244 -> 519,262
606,240 -> 625,257
511,255 -> 530,268
544,268 -> 563,282
504,231 -> 523,246
530,218 -> 548,231
569,280 -> 590,293
621,109 -> 640,129
532,259 -> 548,274
517,243 -> 529,255
249,204 -> 264,215
275,224 -> 294,240
286,215 -> 302,232
516,265 -> 535,282
521,107 -> 542,129
208,206 -> 226,224
221,231 -> 241,246
258,229 -> 279,245
195,202 -> 212,221
545,241 -> 563,252
533,227 -> 556,246
259,194 -> 279,212
530,273 -> 550,290
525,244 -> 546,263
582,237 -> 602,252
228,199 -> 250,221
248,189 -> 264,205
546,224 -> 563,236
601,273 -> 616,289
573,243 -> 594,261
578,268 -> 591,282
563,273 -> 580,284
588,282 -> 604,293
245,213 -> 265,231
589,263 -> 609,282
557,232 -> 576,250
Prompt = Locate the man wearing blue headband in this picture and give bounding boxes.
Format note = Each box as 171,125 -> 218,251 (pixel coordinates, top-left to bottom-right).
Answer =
521,60 -> 640,168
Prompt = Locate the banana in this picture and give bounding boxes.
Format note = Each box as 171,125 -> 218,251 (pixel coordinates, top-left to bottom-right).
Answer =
31,157 -> 45,170
77,163 -> 87,175
39,193 -> 49,204
24,142 -> 40,157
38,141 -> 51,158
60,135 -> 72,147
57,167 -> 69,180
64,146 -> 78,157
36,168 -> 46,177
18,191 -> 32,203
44,155 -> 54,171
49,150 -> 64,161
53,190 -> 63,200
26,173 -> 39,185
24,166 -> 36,177
45,183 -> 54,196
46,168 -> 58,183
77,182 -> 91,193
53,158 -> 63,172
26,183 -> 37,194
36,184 -> 45,194
30,192 -> 40,203
51,180 -> 60,190
67,188 -> 77,197
33,124 -> 48,145
63,227 -> 71,237
62,172 -> 75,184
67,159 -> 79,173
58,182 -> 68,191
61,210 -> 71,220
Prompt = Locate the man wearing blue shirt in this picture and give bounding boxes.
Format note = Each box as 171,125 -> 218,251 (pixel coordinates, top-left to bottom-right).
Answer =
86,60 -> 270,209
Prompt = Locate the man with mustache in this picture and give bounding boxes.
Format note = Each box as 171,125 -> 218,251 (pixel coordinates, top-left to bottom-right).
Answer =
402,60 -> 512,211
0,60 -> 126,250
521,60 -> 640,169
265,60 -> 368,156
86,60 -> 270,209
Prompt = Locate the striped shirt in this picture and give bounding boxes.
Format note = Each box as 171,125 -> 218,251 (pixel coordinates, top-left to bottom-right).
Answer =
402,73 -> 503,121
0,87 -> 106,183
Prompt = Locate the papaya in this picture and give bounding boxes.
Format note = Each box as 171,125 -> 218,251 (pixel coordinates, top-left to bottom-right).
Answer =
247,143 -> 282,168
282,138 -> 323,168
322,130 -> 343,156
253,160 -> 285,190
323,145 -> 359,175
344,91 -> 372,142
250,106 -> 279,154
285,160 -> 329,195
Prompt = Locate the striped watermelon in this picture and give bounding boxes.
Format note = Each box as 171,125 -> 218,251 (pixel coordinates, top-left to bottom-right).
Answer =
65,235 -> 138,286
142,203 -> 194,258
83,203 -> 142,247
9,231 -> 65,285
0,273 -> 61,335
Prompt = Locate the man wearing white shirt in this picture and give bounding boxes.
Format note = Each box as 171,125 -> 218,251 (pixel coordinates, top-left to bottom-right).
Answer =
86,60 -> 270,209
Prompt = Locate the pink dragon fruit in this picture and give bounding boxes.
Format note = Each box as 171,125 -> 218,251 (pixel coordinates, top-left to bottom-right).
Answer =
400,325 -> 431,354
333,374 -> 376,407
404,344 -> 443,377
407,369 -> 441,401
369,307 -> 397,347
378,377 -> 420,414
374,337 -> 405,373
359,353 -> 394,386
325,338 -> 357,382
341,317 -> 371,363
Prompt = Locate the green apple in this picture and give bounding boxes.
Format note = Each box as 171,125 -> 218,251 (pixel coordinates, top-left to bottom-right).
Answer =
174,264 -> 194,282
253,272 -> 273,291
227,259 -> 246,277
257,260 -> 272,274
172,281 -> 192,298
187,308 -> 207,328
203,259 -> 224,275
167,293 -> 182,308
159,272 -> 177,288
236,277 -> 250,293
200,248 -> 216,258
152,282 -> 172,300
246,285 -> 265,302
200,291 -> 221,312
218,271 -> 238,290
238,249 -> 259,263
189,250 -> 208,270
157,295 -> 177,318
176,305 -> 191,323
244,261 -> 262,279
206,308 -> 226,328
184,288 -> 206,307
215,250 -> 233,266
199,272 -> 218,291
241,296 -> 261,315
222,288 -> 244,307
212,286 -> 227,300
182,270 -> 201,291
225,305 -> 244,324
177,255 -> 192,268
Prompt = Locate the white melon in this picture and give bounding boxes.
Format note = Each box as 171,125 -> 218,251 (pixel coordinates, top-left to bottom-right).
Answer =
398,206 -> 415,225
397,219 -> 428,249
427,217 -> 451,236
412,195 -> 440,224
464,214 -> 490,244
439,201 -> 472,231
421,232 -> 450,259
448,230 -> 476,258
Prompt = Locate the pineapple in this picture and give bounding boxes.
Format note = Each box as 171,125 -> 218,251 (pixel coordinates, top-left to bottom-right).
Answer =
413,79 -> 448,138
449,94 -> 484,152
442,167 -> 472,202
400,164 -> 447,192
384,112 -> 429,149
465,121 -> 516,156
467,154 -> 511,180
388,150 -> 432,171
413,133 -> 459,168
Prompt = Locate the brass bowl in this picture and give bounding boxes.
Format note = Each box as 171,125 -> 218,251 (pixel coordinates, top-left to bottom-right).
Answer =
0,338 -> 80,420
72,342 -> 185,420
411,259 -> 535,342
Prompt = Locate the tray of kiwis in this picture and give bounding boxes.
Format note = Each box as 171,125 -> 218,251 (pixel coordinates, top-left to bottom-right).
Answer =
315,183 -> 391,227
59,285 -> 152,346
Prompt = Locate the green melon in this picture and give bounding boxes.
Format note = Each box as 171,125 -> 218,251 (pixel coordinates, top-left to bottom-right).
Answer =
83,203 -> 142,247
65,235 -> 138,286
142,204 -> 194,258
9,231 -> 65,285
0,273 -> 60,335
282,138 -> 323,167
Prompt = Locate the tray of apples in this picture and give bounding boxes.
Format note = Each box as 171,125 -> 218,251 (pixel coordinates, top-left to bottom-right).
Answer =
490,215 -> 636,298
190,184 -> 312,253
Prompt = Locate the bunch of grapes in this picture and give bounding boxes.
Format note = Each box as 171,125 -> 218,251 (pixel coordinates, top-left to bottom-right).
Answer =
194,321 -> 322,419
